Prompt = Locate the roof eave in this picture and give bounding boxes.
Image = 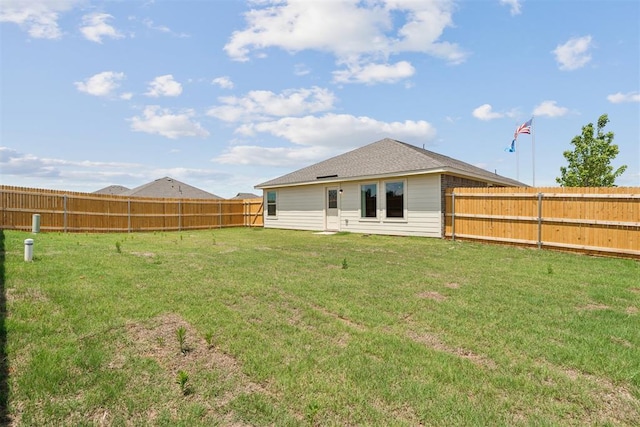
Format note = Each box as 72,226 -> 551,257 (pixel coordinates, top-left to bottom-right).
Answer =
255,167 -> 523,190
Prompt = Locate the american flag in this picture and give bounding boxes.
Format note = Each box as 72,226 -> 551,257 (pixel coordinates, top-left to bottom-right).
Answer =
514,118 -> 532,139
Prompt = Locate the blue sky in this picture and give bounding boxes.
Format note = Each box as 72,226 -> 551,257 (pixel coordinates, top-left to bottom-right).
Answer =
1,0 -> 638,198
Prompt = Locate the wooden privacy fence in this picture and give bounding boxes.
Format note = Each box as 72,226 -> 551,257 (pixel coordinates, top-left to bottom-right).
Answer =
445,187 -> 639,258
0,185 -> 263,233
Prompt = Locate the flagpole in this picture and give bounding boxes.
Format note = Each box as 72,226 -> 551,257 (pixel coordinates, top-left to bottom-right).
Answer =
531,116 -> 535,186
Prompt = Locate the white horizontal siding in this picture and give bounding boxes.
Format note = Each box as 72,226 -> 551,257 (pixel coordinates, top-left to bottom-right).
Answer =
263,185 -> 325,231
263,174 -> 443,237
339,174 -> 442,237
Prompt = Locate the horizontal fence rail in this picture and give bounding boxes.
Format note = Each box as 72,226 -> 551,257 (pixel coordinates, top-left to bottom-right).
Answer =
0,185 -> 263,233
445,187 -> 640,259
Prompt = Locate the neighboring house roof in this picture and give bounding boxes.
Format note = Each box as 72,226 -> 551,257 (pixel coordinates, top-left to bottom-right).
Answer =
93,185 -> 130,195
121,177 -> 222,199
256,138 -> 526,188
230,192 -> 260,200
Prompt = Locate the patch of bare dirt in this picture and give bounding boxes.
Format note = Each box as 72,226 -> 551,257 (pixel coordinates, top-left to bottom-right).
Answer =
219,247 -> 238,254
629,287 -> 640,294
5,287 -> 49,303
131,251 -> 155,258
542,362 -> 640,426
444,282 -> 461,289
610,336 -> 633,348
417,291 -> 447,301
406,331 -> 496,369
88,408 -> 111,426
128,313 -> 250,385
626,306 -> 639,315
125,313 -> 274,424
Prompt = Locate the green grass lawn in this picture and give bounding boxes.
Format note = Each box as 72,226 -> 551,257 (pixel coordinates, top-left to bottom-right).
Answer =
1,228 -> 639,426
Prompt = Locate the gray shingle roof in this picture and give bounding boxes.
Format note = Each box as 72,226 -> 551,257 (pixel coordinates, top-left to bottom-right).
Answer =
230,192 -> 260,200
93,185 -> 130,195
122,177 -> 222,199
256,138 -> 526,188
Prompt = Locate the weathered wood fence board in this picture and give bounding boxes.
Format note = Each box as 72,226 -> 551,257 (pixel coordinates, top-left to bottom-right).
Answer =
445,187 -> 640,258
0,185 -> 263,232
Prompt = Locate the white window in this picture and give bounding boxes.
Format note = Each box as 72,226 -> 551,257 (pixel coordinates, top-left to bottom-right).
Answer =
266,191 -> 277,217
360,183 -> 377,218
385,181 -> 405,219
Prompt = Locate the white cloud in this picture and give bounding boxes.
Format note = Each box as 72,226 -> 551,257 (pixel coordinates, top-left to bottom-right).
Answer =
472,104 -> 505,121
153,167 -> 230,182
141,18 -> 189,38
145,74 -> 183,97
142,17 -> 170,33
80,12 -> 124,43
215,145 -> 332,167
333,61 -> 415,84
224,0 -> 466,83
74,71 -> 126,97
215,114 -> 436,167
500,0 -> 522,16
0,147 -> 59,176
607,91 -> 640,104
234,113 -> 436,147
224,1 -> 386,61
129,106 -> 209,139
0,0 -> 80,39
294,63 -> 311,76
0,146 -> 145,181
212,76 -> 234,89
0,146 -> 231,192
533,100 -> 569,117
552,35 -> 593,71
207,87 -> 337,122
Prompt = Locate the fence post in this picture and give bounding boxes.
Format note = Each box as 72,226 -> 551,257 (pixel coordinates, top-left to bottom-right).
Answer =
178,200 -> 182,231
537,192 -> 543,249
63,194 -> 68,233
451,191 -> 456,241
128,199 -> 131,233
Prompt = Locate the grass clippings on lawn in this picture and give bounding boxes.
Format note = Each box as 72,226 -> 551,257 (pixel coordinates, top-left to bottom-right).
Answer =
2,228 -> 639,426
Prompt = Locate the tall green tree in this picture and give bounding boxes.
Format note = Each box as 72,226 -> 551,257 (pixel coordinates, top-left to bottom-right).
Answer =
556,114 -> 627,187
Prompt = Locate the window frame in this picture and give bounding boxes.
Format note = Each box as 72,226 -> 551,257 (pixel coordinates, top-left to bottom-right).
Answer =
383,179 -> 407,221
359,182 -> 378,219
266,190 -> 277,218
327,188 -> 338,210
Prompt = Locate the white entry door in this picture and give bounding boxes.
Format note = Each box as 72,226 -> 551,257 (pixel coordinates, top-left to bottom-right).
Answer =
325,187 -> 339,231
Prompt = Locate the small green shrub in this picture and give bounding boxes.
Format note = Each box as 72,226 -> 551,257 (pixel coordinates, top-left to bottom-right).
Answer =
204,331 -> 214,349
176,326 -> 187,354
176,370 -> 190,395
305,401 -> 320,424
